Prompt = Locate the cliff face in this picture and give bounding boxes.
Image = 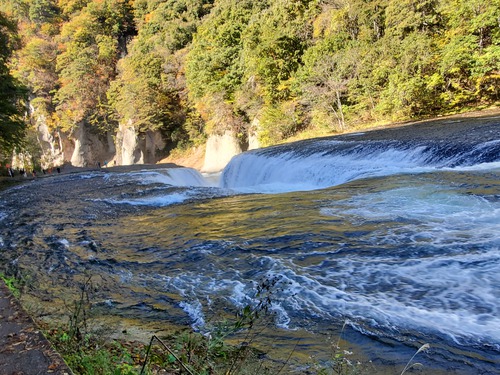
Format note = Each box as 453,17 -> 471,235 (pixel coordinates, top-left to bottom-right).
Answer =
202,130 -> 246,173
31,113 -> 260,171
32,116 -> 169,168
114,120 -> 168,165
202,118 -> 261,172
70,122 -> 115,167
114,120 -> 143,165
35,112 -> 65,168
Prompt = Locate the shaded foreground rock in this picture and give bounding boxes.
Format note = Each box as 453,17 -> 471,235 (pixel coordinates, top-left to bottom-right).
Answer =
0,282 -> 72,375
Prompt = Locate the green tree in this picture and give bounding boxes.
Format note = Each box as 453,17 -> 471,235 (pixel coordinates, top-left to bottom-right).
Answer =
439,0 -> 500,106
186,0 -> 256,101
241,0 -> 314,104
54,0 -> 135,132
0,12 -> 27,157
110,0 -> 213,145
28,0 -> 59,25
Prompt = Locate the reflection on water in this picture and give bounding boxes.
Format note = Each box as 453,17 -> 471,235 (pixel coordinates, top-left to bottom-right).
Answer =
0,167 -> 499,374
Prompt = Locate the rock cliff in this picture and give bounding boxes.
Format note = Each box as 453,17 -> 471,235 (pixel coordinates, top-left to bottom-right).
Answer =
25,110 -> 261,171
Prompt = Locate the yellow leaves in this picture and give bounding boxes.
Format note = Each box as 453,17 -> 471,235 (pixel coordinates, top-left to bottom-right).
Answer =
312,7 -> 336,38
475,73 -> 500,98
52,109 -> 78,132
96,34 -> 116,62
426,72 -> 444,90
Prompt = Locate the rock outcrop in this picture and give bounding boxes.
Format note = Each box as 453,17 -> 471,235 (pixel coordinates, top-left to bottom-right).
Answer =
25,107 -> 261,171
114,120 -> 168,165
34,112 -> 65,168
248,118 -> 260,151
202,130 -> 247,173
70,122 -> 115,167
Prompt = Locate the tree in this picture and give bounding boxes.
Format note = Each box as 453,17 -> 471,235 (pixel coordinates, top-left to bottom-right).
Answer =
241,0 -> 314,104
109,0 -> 213,145
186,0 -> 255,101
0,12 -> 27,156
54,0 -> 135,132
439,0 -> 500,106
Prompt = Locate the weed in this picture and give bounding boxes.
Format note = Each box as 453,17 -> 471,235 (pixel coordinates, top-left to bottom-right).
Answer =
0,262 -> 32,298
315,320 -> 371,375
65,275 -> 93,342
44,275 -> 151,374
139,275 -> 286,375
400,343 -> 430,375
0,272 -> 21,298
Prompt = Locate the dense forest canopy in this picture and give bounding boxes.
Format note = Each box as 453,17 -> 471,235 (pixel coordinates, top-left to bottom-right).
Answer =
0,11 -> 27,162
0,0 -> 499,159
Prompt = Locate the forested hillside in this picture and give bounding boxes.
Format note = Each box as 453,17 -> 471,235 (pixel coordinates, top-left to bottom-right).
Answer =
1,0 -> 499,167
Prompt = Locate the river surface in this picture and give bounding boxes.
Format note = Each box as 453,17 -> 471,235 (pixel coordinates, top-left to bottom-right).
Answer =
0,116 -> 499,374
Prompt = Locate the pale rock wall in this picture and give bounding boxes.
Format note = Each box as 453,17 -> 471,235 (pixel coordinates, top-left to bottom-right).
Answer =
114,120 -> 168,165
202,130 -> 245,173
248,117 -> 260,150
30,108 -> 260,170
115,120 -> 142,165
201,118 -> 263,173
34,112 -> 65,168
140,130 -> 167,164
70,122 -> 115,167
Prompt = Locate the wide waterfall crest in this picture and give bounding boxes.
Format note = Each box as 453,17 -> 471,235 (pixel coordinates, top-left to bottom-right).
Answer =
221,138 -> 500,193
115,167 -> 213,187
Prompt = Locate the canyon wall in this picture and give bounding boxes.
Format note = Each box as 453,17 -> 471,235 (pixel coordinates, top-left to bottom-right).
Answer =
202,130 -> 246,173
114,120 -> 168,165
29,112 -> 261,171
70,122 -> 115,167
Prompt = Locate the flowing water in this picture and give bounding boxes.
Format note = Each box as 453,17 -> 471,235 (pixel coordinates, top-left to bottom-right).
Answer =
0,118 -> 499,374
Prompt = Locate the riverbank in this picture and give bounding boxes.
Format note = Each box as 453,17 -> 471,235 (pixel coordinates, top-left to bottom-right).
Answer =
0,281 -> 72,374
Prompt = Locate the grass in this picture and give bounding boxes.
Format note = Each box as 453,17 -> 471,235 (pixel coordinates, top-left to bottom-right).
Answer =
40,275 -> 288,375
1,268 -> 434,375
1,273 -> 20,298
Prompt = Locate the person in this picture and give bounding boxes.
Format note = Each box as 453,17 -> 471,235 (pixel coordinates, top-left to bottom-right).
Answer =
7,167 -> 13,177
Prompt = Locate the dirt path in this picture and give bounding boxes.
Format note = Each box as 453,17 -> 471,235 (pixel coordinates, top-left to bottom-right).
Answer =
0,282 -> 72,375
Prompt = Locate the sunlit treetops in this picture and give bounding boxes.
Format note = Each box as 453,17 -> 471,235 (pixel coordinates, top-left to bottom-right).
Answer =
0,0 -> 498,152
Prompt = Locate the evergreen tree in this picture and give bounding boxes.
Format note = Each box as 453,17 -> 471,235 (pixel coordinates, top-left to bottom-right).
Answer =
0,12 -> 27,157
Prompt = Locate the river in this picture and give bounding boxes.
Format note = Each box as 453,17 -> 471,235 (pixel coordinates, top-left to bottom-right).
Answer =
1,115 -> 499,374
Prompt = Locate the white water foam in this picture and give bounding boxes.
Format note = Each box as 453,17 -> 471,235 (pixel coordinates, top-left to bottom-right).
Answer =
151,271 -> 292,329
321,183 -> 500,247
309,179 -> 500,345
101,192 -> 191,207
110,167 -> 214,187
58,238 -> 70,248
449,160 -> 500,172
245,254 -> 500,346
179,300 -> 206,329
221,143 -> 433,193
